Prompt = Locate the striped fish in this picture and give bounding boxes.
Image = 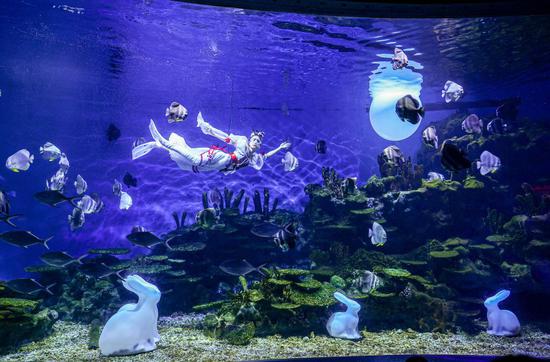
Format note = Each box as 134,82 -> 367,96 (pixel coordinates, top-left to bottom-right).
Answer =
477,150 -> 501,176
462,114 -> 483,134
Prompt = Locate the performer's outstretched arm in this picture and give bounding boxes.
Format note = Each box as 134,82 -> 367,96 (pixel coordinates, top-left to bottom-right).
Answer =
264,141 -> 291,159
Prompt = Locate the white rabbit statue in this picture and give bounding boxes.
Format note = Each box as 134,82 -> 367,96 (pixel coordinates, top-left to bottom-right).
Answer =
99,275 -> 161,356
484,289 -> 520,336
326,292 -> 361,339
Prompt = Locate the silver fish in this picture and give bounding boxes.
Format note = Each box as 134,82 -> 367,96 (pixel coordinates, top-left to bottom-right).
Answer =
369,221 -> 387,246
74,174 -> 87,195
46,169 -> 68,192
6,149 -> 33,172
383,145 -> 405,164
0,190 -> 10,215
391,47 -> 408,70
427,172 -> 445,181
353,270 -> 381,294
462,114 -> 483,134
40,142 -> 62,161
119,191 -> 132,210
477,150 -> 501,176
219,259 -> 265,276
441,80 -> 464,103
112,179 -> 122,197
208,188 -> 223,208
422,126 -> 438,149
77,194 -> 103,214
281,151 -> 299,172
68,207 -> 85,231
58,153 -> 70,172
166,102 -> 188,123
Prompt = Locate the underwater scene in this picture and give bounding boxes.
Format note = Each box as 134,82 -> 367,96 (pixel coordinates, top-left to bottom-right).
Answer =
0,1 -> 550,361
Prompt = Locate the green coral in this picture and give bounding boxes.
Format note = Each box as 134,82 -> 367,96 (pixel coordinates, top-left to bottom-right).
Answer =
88,248 -> 130,255
486,234 -> 514,242
382,268 -> 411,278
429,250 -> 460,259
0,298 -> 56,353
463,176 -> 484,189
443,238 -> 469,247
364,175 -> 385,196
271,303 -> 301,310
54,272 -> 120,324
0,298 -> 39,314
267,278 -> 292,286
501,262 -> 531,279
288,282 -> 336,307
329,275 -> 346,289
295,279 -> 323,290
421,179 -> 461,191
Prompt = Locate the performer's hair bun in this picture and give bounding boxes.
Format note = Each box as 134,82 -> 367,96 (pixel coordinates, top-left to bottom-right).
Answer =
250,130 -> 265,140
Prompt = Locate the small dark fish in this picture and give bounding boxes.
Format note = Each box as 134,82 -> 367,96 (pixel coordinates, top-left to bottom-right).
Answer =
0,213 -> 21,228
0,230 -> 52,249
127,231 -> 164,249
219,259 -> 265,276
440,140 -> 471,172
106,123 -> 121,142
395,95 -> 424,125
41,251 -> 85,267
252,222 -> 297,251
316,140 -> 327,154
496,102 -> 518,122
273,223 -> 297,252
5,278 -> 55,295
113,179 -> 122,197
34,190 -> 80,207
486,118 -> 508,135
0,190 -> 10,215
123,172 -> 138,188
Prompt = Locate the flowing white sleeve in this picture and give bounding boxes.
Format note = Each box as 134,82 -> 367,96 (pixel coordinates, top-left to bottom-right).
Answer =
250,153 -> 265,170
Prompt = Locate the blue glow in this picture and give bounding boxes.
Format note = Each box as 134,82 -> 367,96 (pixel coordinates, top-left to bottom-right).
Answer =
368,55 -> 424,141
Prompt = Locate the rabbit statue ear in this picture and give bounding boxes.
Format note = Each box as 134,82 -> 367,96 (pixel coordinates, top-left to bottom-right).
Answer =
334,292 -> 350,305
494,289 -> 511,302
485,289 -> 511,305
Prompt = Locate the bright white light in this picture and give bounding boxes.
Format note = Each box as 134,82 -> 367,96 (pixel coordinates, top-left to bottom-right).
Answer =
368,58 -> 424,141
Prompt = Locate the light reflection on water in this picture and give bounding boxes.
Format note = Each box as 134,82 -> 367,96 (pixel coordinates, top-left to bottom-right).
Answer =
368,53 -> 424,141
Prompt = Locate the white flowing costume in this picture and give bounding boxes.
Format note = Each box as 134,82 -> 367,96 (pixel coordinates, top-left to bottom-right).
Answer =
132,113 -> 265,174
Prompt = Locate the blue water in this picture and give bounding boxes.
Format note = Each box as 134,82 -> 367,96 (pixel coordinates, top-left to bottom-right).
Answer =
0,0 -> 549,282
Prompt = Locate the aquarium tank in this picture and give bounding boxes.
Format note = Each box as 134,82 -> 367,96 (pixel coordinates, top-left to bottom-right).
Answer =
0,0 -> 549,361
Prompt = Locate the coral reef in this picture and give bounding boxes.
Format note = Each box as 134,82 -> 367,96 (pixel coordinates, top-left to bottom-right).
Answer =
194,268 -> 337,344
0,294 -> 57,353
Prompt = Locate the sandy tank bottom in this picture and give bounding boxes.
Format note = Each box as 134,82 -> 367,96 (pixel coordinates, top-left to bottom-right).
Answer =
0,315 -> 548,361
